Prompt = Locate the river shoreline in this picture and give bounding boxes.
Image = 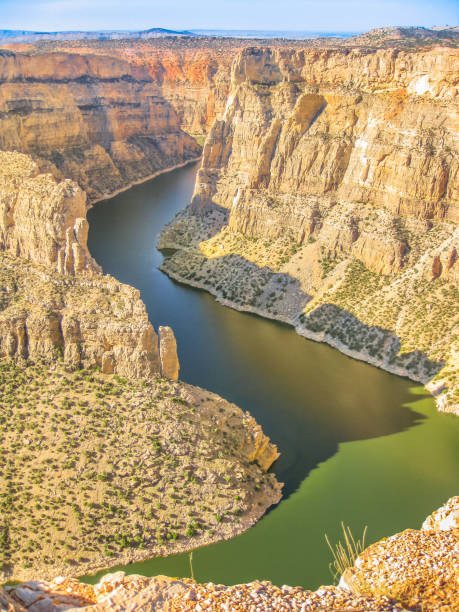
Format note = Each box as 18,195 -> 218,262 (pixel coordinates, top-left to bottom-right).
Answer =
86,162 -> 459,590
7,484 -> 282,586
158,260 -> 450,414
88,155 -> 446,417
90,157 -> 202,207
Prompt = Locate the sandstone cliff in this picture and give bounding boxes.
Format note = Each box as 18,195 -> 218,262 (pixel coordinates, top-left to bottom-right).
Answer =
192,45 -> 457,220
0,151 -> 178,379
159,45 -> 459,414
0,48 -> 202,202
1,31 -> 457,205
0,151 -> 99,275
158,325 -> 180,380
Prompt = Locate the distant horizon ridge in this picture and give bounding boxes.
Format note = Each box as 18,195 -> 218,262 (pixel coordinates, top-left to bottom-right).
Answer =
1,24 -> 457,33
0,24 -> 457,45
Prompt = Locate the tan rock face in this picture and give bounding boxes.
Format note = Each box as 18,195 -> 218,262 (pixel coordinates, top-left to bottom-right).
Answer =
242,413 -> 280,470
0,151 -> 161,378
2,39 -> 244,143
422,496 -> 459,531
0,50 -> 202,202
0,151 -> 99,275
160,43 -> 458,414
0,255 -> 161,378
159,325 -> 180,380
193,46 -> 458,222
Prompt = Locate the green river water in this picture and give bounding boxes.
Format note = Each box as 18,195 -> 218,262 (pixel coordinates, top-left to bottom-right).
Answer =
86,162 -> 459,590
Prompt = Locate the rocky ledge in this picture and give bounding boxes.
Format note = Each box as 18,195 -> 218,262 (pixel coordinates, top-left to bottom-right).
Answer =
3,497 -> 458,611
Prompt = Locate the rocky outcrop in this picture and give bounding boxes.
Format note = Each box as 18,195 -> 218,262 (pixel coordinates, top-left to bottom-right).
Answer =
7,497 -> 458,611
0,151 -> 99,275
159,325 -> 180,380
5,574 -> 394,611
0,588 -> 25,612
0,151 -> 164,378
192,46 -> 457,221
339,497 -> 459,610
348,26 -> 459,47
422,495 -> 459,531
0,251 -> 162,379
242,413 -> 280,470
160,43 -> 459,414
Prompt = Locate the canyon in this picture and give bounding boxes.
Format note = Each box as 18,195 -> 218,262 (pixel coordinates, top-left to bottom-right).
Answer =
0,151 -> 281,583
1,32 -> 455,411
0,38 -> 238,202
0,26 -> 457,608
0,39 -> 284,582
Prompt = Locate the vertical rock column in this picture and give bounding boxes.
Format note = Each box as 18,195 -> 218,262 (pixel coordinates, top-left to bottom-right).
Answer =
158,326 -> 180,381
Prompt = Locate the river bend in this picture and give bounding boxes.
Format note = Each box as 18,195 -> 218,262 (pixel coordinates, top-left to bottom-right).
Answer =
86,162 -> 459,589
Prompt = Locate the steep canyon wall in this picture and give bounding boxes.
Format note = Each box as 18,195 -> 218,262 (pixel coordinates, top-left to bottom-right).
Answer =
0,47 -> 208,202
159,45 -> 459,414
0,150 -> 175,378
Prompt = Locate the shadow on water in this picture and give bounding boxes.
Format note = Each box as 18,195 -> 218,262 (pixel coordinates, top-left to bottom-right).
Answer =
87,163 -> 423,498
86,162 -> 458,589
165,278 -> 426,502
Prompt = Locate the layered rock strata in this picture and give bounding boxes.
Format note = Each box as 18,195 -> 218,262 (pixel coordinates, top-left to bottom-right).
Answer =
0,151 -> 170,378
0,253 -> 160,378
159,44 -> 459,414
158,325 -> 180,381
0,151 -> 99,276
5,497 -> 458,611
1,29 -> 458,204
0,48 -> 202,202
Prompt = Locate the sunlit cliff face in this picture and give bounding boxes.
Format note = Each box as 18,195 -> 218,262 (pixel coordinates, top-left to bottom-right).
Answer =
159,44 -> 459,415
0,36 -> 457,413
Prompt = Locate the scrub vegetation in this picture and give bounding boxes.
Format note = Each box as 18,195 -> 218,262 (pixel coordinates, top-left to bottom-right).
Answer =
0,359 -> 280,582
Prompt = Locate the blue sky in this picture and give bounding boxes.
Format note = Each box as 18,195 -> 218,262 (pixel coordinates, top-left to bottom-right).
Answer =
0,0 -> 457,32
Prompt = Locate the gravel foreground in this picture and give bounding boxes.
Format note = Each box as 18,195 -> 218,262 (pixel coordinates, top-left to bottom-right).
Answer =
3,497 -> 458,611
